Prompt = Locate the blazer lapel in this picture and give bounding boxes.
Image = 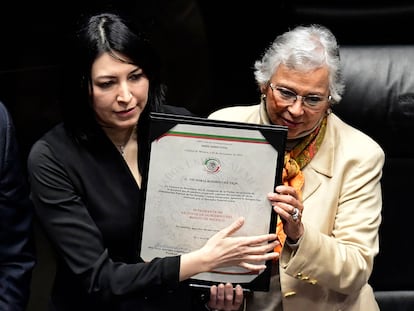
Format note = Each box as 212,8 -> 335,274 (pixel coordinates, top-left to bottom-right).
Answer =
302,117 -> 335,201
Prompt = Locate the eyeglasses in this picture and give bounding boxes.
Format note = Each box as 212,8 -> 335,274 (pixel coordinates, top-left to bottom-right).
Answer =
269,83 -> 331,109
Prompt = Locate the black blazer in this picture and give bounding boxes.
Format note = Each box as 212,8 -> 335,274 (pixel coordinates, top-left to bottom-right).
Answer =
27,105 -> 207,311
0,101 -> 35,311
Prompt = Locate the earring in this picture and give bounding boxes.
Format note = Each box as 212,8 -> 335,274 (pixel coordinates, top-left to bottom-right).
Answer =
261,94 -> 266,102
326,107 -> 332,115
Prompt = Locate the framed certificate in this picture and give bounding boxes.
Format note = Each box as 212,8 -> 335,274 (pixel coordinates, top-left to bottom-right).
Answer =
140,112 -> 287,291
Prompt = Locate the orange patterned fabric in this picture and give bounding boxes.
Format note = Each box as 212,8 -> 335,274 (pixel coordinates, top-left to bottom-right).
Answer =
274,116 -> 327,257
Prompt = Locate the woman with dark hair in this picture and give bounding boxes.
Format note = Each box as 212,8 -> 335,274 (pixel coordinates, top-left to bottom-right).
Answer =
27,12 -> 278,311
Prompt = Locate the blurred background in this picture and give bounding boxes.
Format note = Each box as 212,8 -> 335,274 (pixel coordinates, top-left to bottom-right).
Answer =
2,0 -> 414,159
1,1 -> 413,310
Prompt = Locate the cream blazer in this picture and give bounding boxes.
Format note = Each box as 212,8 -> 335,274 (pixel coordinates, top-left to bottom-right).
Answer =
208,103 -> 384,311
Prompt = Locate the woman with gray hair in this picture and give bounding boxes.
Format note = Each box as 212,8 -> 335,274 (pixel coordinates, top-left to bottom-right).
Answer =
209,24 -> 383,310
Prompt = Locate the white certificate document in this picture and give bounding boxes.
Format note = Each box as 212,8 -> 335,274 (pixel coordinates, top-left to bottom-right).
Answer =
140,113 -> 286,290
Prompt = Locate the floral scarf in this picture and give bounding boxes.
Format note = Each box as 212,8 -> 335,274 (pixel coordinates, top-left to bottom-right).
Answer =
274,116 -> 327,255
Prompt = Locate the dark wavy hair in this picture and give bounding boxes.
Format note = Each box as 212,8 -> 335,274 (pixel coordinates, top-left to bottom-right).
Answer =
60,12 -> 165,176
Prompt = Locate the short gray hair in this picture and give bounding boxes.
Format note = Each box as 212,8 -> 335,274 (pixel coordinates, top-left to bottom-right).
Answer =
254,24 -> 345,104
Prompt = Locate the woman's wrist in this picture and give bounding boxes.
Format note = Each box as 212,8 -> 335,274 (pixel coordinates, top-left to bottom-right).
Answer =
180,249 -> 210,281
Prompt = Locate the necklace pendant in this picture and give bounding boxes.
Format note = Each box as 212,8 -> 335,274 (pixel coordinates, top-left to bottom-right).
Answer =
118,145 -> 125,156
